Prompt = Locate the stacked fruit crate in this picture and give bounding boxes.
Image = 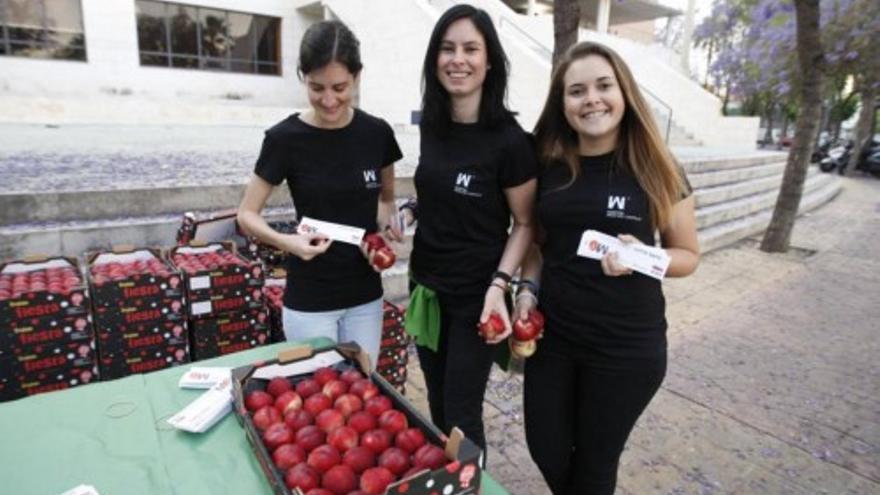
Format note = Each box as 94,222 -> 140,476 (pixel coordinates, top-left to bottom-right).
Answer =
0,256 -> 98,401
88,247 -> 189,380
170,242 -> 270,360
376,302 -> 408,394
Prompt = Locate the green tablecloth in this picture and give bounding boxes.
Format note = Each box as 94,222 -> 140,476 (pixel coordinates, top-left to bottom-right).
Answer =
0,339 -> 508,495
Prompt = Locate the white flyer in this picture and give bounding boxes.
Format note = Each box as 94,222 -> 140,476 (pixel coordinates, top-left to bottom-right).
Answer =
252,351 -> 346,380
576,230 -> 671,280
166,377 -> 233,433
178,366 -> 231,389
297,217 -> 365,245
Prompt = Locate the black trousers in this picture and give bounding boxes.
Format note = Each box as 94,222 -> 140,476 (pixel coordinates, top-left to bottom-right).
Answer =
524,340 -> 666,495
415,291 -> 495,454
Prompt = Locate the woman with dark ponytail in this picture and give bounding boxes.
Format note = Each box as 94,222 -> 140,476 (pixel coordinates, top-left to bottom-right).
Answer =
238,21 -> 402,368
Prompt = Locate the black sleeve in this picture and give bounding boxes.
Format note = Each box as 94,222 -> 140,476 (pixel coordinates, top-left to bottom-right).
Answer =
253,133 -> 287,186
499,128 -> 539,188
380,120 -> 404,168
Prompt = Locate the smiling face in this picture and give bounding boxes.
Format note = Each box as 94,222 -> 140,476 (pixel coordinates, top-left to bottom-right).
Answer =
436,18 -> 488,102
304,61 -> 357,128
562,54 -> 626,155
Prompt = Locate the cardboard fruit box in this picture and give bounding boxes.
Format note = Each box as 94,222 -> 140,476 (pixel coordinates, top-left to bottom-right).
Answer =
95,319 -> 188,355
98,341 -> 189,380
238,219 -> 297,268
93,296 -> 186,328
1,313 -> 93,352
169,241 -> 264,296
231,343 -> 482,495
191,309 -> 271,360
263,268 -> 287,343
0,256 -> 90,325
0,361 -> 98,402
176,209 -> 246,247
0,338 -> 95,371
86,246 -> 184,308
186,284 -> 265,320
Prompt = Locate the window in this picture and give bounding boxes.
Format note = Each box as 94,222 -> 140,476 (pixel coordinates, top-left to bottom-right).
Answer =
0,0 -> 87,61
136,1 -> 280,76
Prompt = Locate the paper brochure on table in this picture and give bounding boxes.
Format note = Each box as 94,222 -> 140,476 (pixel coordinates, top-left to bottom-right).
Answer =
167,377 -> 233,433
577,230 -> 671,280
252,351 -> 346,380
297,217 -> 365,245
178,367 -> 231,389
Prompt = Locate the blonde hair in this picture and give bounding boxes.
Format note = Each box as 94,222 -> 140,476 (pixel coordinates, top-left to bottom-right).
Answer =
533,41 -> 686,230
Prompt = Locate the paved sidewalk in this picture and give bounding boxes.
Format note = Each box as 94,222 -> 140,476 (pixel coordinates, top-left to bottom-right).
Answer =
404,176 -> 880,494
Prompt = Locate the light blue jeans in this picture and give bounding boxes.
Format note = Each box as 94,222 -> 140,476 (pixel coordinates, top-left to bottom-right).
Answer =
282,297 -> 383,370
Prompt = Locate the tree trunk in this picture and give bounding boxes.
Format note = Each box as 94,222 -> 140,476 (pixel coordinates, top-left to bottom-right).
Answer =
763,104 -> 775,145
781,114 -> 790,137
704,40 -> 714,88
845,75 -> 878,176
722,86 -> 730,116
552,0 -> 581,70
761,0 -> 823,253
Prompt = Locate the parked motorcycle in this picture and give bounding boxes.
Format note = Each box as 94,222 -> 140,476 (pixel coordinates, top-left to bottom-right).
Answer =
819,140 -> 853,173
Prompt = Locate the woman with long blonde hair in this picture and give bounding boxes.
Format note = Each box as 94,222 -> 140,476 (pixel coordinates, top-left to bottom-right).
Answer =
515,41 -> 699,494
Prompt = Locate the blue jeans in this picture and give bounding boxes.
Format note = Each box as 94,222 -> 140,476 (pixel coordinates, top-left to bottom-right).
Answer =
282,298 -> 383,370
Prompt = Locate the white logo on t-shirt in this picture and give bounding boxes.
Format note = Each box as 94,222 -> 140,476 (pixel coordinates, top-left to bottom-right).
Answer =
363,169 -> 380,189
607,195 -> 627,210
453,171 -> 481,197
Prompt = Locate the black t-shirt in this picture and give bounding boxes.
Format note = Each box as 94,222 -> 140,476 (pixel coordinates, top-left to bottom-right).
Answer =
254,109 -> 403,311
536,152 -> 690,367
410,119 -> 538,295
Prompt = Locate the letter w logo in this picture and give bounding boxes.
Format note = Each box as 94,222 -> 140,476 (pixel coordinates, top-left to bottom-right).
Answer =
607,195 -> 627,210
456,173 -> 473,188
363,170 -> 377,182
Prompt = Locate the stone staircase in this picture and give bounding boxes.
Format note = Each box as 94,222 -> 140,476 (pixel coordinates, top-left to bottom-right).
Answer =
0,150 -> 841,305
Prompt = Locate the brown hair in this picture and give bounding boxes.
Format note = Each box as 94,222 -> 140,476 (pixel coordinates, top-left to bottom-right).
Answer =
533,41 -> 686,231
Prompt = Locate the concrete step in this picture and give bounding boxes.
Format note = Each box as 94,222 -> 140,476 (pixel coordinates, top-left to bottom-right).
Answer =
688,161 -> 786,189
696,172 -> 836,230
694,167 -> 823,207
680,152 -> 787,174
698,176 -> 841,252
0,207 -> 294,260
1,177 -> 416,225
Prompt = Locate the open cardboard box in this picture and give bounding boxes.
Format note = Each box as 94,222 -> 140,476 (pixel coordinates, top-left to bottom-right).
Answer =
231,343 -> 482,495
86,246 -> 184,308
0,255 -> 90,325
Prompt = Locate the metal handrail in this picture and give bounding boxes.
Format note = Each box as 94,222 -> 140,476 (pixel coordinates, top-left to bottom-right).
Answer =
497,14 -> 674,143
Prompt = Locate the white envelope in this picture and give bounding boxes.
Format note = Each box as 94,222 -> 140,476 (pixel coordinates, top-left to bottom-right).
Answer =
576,230 -> 671,280
167,377 -> 233,433
297,217 -> 365,245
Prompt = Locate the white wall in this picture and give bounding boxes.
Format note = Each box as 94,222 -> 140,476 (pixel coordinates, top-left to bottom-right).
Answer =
0,0 -> 313,124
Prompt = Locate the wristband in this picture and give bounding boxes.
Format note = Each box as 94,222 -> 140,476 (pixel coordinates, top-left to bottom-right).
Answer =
517,279 -> 539,295
399,197 -> 418,220
491,270 -> 512,284
489,282 -> 509,293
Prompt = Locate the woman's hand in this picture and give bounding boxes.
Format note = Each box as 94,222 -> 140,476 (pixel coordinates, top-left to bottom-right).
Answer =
360,231 -> 397,272
277,233 -> 332,261
513,290 -> 537,323
479,285 -> 512,344
600,234 -> 641,277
